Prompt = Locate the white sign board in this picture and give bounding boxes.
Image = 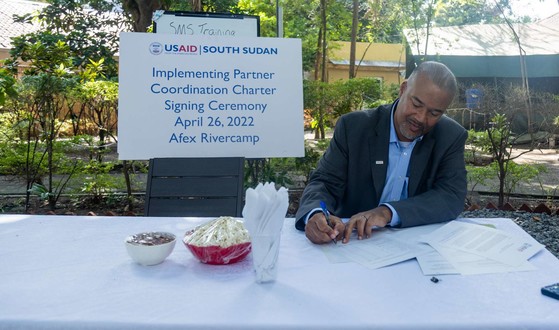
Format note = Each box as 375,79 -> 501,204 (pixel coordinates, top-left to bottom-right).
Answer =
153,11 -> 259,37
117,32 -> 304,160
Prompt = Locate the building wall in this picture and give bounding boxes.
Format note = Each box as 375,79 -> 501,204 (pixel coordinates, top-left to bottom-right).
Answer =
0,49 -> 9,62
328,64 -> 403,85
331,42 -> 404,62
326,41 -> 406,85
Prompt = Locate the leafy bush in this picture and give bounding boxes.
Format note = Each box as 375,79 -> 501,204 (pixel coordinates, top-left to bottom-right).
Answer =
303,78 -> 382,138
76,160 -> 124,203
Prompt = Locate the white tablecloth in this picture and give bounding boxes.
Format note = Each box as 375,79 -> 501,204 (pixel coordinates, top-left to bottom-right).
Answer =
1,214 -> 558,329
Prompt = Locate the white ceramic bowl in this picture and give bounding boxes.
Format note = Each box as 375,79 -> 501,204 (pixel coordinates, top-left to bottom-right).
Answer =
124,232 -> 176,266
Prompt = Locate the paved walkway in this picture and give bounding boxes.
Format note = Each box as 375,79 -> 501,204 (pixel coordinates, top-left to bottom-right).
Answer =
472,148 -> 559,197
0,174 -> 148,195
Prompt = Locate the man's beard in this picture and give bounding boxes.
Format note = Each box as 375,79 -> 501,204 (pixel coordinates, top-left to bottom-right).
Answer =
399,118 -> 425,140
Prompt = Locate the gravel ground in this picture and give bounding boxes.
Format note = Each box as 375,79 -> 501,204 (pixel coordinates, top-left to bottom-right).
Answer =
460,209 -> 559,259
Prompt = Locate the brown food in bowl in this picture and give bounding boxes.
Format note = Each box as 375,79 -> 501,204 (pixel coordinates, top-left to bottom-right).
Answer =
127,232 -> 175,246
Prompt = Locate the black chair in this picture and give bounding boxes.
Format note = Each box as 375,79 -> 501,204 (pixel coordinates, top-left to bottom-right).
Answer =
144,157 -> 245,217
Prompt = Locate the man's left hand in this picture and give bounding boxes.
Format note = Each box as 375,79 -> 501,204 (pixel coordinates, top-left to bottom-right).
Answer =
342,206 -> 392,243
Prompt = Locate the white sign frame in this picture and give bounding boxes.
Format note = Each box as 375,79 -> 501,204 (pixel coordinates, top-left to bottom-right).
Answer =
153,11 -> 260,37
117,32 -> 304,160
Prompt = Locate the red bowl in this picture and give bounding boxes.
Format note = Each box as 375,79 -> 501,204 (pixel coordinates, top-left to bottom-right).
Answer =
183,230 -> 251,265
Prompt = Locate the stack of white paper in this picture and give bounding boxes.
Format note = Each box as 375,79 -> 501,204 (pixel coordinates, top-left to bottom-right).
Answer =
320,219 -> 545,276
420,221 -> 544,275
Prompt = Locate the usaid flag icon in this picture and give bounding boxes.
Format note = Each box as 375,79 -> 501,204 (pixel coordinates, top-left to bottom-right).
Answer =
149,42 -> 163,55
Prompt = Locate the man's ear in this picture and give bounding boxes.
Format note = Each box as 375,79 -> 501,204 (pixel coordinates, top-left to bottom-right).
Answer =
399,80 -> 408,97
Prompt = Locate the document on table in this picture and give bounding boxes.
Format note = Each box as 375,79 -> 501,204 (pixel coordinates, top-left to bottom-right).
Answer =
321,223 -> 443,270
421,221 -> 544,272
415,251 -> 460,275
320,220 -> 543,276
419,243 -> 537,275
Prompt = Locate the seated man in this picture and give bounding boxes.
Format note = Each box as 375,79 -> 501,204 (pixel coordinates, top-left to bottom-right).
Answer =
295,61 -> 467,244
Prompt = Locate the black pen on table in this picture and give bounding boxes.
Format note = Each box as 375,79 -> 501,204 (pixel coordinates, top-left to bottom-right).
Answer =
319,201 -> 337,244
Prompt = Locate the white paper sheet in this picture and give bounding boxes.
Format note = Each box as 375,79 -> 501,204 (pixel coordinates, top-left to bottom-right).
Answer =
422,221 -> 544,266
321,223 -> 443,270
428,242 -> 537,275
321,220 -> 543,276
416,250 -> 460,275
322,237 -> 420,269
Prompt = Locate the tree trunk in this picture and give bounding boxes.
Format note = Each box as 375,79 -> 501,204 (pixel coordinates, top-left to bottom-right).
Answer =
191,0 -> 202,12
498,162 -> 506,207
122,0 -> 165,32
317,0 -> 328,139
349,0 -> 358,79
123,160 -> 134,211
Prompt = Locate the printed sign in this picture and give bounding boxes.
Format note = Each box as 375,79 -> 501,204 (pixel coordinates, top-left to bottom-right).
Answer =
117,32 -> 304,160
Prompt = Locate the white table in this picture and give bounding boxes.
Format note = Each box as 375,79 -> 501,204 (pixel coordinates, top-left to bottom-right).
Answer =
1,214 -> 558,329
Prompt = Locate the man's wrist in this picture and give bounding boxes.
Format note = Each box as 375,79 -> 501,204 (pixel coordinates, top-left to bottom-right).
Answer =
379,205 -> 393,226
305,208 -> 324,225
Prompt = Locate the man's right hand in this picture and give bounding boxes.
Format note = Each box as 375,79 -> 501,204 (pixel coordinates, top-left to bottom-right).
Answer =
305,212 -> 345,244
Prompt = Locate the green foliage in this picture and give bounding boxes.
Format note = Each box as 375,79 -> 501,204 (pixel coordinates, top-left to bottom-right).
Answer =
294,139 -> 329,185
433,0 -> 515,26
244,158 -> 293,189
237,0 -> 278,37
28,183 -> 52,201
78,160 -> 123,202
534,164 -> 557,198
500,161 -> 542,198
331,78 -> 382,116
7,33 -> 73,76
79,58 -> 107,82
0,112 -> 18,144
67,135 -> 99,161
78,80 -> 119,102
367,82 -> 400,108
0,67 -> 17,106
12,0 -> 125,78
467,160 -> 545,204
1,0 -> 130,207
0,138 -> 84,176
466,164 -> 494,190
0,142 -> 48,177
467,113 -> 541,206
485,113 -> 515,163
304,77 -> 382,138
3,0 -> 546,212
465,129 -> 492,164
243,137 -> 330,189
467,129 -> 489,149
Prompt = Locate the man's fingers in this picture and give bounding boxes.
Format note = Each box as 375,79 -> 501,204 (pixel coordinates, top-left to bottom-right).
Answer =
305,227 -> 332,244
306,214 -> 339,244
343,219 -> 356,243
343,214 -> 369,243
356,216 -> 366,240
364,221 -> 373,239
334,221 -> 345,240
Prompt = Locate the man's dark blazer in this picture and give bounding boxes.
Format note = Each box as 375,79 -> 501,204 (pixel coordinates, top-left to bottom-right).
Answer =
295,101 -> 468,231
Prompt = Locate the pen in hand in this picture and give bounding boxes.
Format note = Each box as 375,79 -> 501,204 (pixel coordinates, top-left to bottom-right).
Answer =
319,201 -> 337,244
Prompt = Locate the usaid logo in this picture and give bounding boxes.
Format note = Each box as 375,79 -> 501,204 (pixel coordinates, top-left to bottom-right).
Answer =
164,44 -> 199,54
149,42 -> 163,55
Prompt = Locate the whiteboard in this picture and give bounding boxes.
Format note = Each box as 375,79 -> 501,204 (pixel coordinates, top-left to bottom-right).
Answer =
153,11 -> 260,37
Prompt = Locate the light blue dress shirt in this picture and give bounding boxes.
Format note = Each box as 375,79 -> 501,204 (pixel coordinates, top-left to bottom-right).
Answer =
380,102 -> 421,226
